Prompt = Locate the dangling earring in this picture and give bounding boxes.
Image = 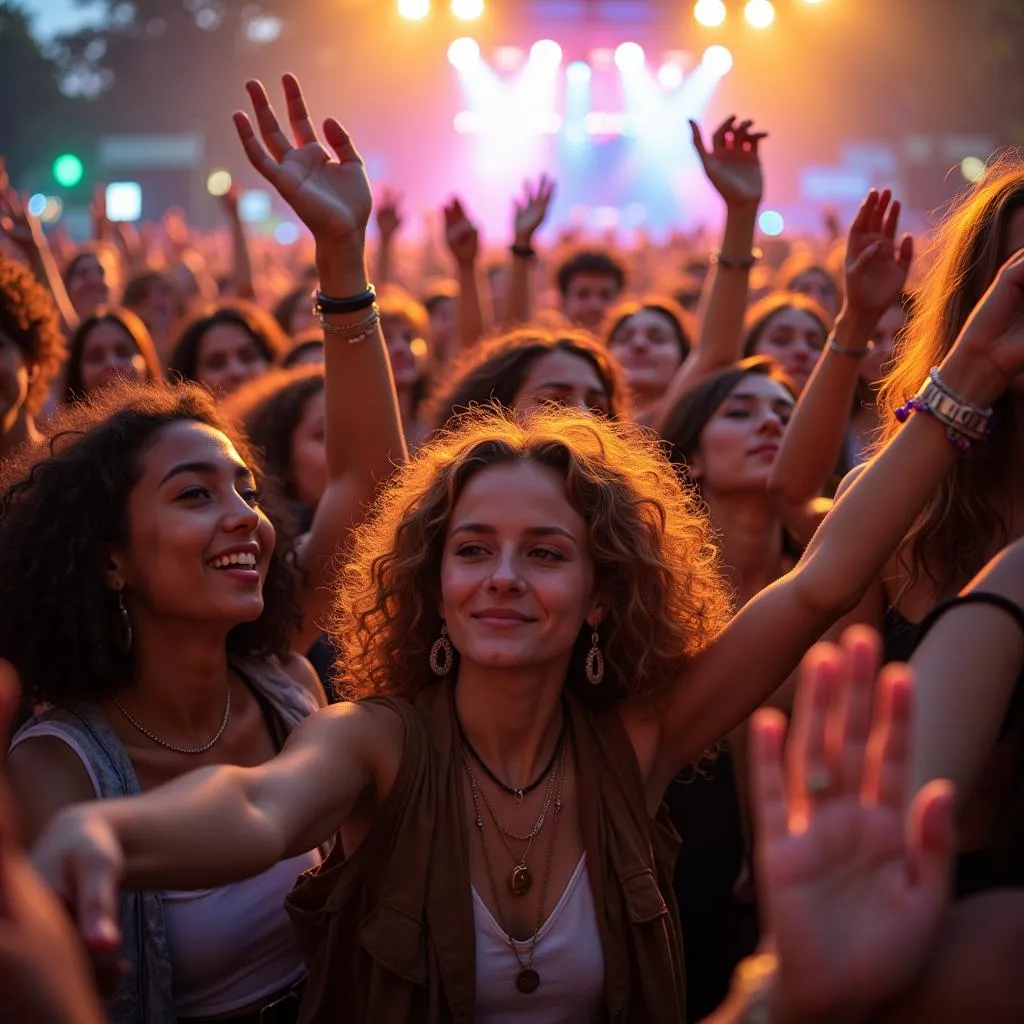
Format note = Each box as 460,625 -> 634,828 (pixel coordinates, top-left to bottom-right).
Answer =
430,622 -> 453,676
585,628 -> 604,686
117,585 -> 133,653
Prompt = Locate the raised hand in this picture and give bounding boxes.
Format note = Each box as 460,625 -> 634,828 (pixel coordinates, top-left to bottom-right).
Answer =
233,74 -> 371,247
513,174 -> 555,246
443,196 -> 479,267
751,628 -> 954,1019
843,189 -> 913,319
89,184 -> 110,242
375,187 -> 404,241
218,184 -> 242,221
690,116 -> 767,210
0,161 -> 40,256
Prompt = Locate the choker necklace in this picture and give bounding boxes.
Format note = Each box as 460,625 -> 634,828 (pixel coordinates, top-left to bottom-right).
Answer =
457,704 -> 568,806
113,687 -> 232,755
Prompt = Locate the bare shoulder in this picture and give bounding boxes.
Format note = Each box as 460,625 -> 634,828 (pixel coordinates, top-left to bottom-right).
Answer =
276,651 -> 329,708
8,735 -> 99,843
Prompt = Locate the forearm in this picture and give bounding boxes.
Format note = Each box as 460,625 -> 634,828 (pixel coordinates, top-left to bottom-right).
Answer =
29,235 -> 78,332
227,214 -> 255,300
375,233 -> 394,287
506,250 -> 532,325
769,311 -> 876,506
456,260 -> 486,350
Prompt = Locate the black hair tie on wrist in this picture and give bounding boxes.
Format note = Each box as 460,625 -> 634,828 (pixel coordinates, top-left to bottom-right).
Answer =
511,243 -> 537,260
313,285 -> 377,315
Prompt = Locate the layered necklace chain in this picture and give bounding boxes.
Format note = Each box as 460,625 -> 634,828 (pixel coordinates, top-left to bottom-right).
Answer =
112,687 -> 232,756
460,714 -> 569,995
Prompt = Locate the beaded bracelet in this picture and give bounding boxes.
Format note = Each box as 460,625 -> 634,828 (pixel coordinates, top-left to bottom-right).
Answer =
895,396 -> 972,456
316,304 -> 381,344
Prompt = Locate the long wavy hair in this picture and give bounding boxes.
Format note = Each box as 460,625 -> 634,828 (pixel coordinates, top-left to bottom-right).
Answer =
876,152 -> 1024,597
332,406 -> 730,709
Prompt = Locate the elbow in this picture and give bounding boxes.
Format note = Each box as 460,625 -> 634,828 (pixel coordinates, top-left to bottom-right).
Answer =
789,559 -> 866,624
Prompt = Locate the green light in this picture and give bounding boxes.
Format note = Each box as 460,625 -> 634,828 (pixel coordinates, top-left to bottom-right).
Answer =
52,154 -> 84,188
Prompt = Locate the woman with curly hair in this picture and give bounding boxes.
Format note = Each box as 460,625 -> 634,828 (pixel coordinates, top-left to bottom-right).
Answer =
4,76 -> 404,1023
62,307 -> 164,404
0,253 -> 66,458
426,326 -> 630,433
28,84 -> 1024,1019
169,300 -> 289,396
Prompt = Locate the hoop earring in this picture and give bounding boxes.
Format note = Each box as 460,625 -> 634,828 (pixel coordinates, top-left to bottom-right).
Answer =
585,628 -> 604,686
117,586 -> 133,653
430,622 -> 453,676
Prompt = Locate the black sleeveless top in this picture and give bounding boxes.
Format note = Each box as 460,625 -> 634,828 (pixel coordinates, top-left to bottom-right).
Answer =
882,594 -> 1024,897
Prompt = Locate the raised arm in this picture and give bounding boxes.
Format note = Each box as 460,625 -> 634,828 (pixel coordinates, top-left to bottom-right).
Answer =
443,196 -> 486,351
373,186 -> 403,288
219,185 -> 256,300
650,116 -> 766,430
506,175 -> 555,326
31,698 -> 404,951
653,244 -> 1024,781
906,538 -> 1024,804
232,75 -> 407,653
769,189 -> 913,527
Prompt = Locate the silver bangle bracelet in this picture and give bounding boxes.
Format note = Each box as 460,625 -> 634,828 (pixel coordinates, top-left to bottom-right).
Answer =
826,336 -> 873,358
316,304 -> 381,344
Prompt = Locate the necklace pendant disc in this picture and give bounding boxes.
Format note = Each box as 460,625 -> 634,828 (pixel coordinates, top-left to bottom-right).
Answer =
516,967 -> 540,994
509,864 -> 532,896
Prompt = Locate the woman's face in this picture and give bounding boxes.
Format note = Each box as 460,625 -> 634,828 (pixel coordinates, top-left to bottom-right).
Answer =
512,349 -> 611,416
196,323 -> 269,396
440,460 -> 600,673
131,279 -> 179,348
608,309 -> 684,404
382,314 -> 427,390
79,320 -> 148,396
689,374 -> 794,495
790,269 -> 840,319
752,308 -> 826,392
289,389 -> 327,509
860,304 -> 906,386
112,420 -> 275,631
66,255 -> 110,317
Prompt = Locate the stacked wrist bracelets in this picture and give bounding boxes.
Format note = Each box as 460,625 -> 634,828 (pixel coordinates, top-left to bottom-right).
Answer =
312,285 -> 380,344
896,367 -> 993,456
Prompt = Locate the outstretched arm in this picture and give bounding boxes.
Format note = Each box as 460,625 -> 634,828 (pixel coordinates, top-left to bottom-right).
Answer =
769,189 -> 913,538
373,186 -> 403,288
651,116 -> 766,429
232,75 -> 407,654
506,175 -> 555,326
219,186 -> 256,301
443,196 -> 486,352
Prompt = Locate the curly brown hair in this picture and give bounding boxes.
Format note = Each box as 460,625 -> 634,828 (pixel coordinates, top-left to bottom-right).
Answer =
0,381 -> 300,704
0,254 -> 67,415
876,151 -> 1024,598
332,406 -> 731,709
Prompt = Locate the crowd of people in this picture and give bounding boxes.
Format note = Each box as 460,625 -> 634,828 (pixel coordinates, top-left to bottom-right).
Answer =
0,70 -> 1023,1024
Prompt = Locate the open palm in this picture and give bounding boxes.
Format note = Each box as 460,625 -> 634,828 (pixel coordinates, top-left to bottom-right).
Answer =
234,75 -> 371,245
690,116 -> 767,209
751,630 -> 954,1018
844,189 -> 913,317
514,174 -> 555,243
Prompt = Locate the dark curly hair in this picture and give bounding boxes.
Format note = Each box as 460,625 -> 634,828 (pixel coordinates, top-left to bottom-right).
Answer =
62,307 -> 164,403
425,327 -> 631,432
168,301 -> 289,384
332,406 -> 731,709
223,365 -> 325,505
0,381 -> 299,704
0,254 -> 67,415
555,249 -> 627,298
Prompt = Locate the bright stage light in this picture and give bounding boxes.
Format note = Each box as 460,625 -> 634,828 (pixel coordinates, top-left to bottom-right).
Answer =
614,42 -> 645,73
803,0 -> 826,4
745,0 -> 776,29
453,111 -> 481,134
694,0 -> 727,28
961,156 -> 986,183
41,196 -> 63,224
451,0 -> 484,21
530,39 -> 563,68
701,44 -> 733,76
206,169 -> 233,197
657,62 -> 684,89
566,60 -> 592,84
275,221 -> 300,245
494,46 -> 525,70
106,182 -> 142,223
397,0 -> 430,21
448,36 -> 481,70
27,193 -> 47,217
759,210 -> 785,236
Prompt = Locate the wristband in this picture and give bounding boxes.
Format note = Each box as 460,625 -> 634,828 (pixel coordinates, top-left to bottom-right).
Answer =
511,243 -> 537,259
313,285 -> 376,316
827,336 -> 873,358
709,247 -> 762,270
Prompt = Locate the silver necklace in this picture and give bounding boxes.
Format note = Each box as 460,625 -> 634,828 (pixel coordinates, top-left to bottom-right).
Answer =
113,688 -> 232,755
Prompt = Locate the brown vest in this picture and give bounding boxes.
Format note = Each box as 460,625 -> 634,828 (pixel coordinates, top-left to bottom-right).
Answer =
285,682 -> 686,1023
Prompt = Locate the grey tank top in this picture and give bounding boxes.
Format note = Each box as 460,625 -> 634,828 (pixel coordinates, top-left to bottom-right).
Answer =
10,654 -> 321,1024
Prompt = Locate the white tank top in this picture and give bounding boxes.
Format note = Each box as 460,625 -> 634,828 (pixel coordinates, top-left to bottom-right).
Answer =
472,854 -> 605,1022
